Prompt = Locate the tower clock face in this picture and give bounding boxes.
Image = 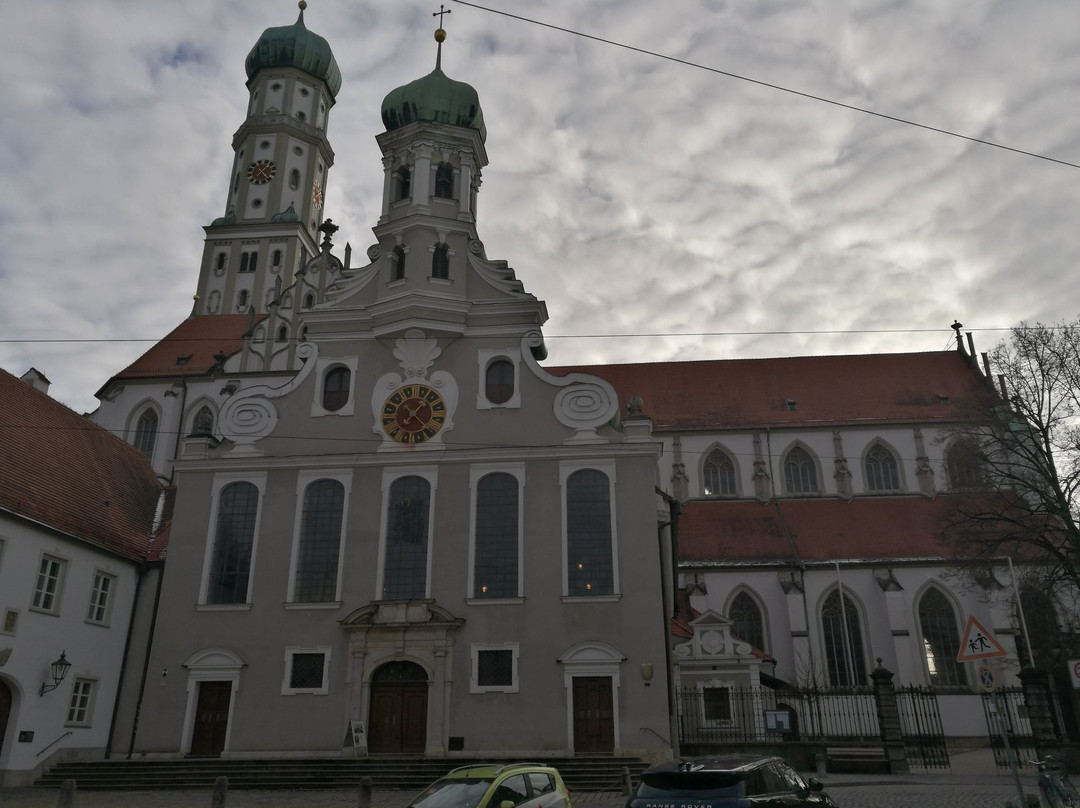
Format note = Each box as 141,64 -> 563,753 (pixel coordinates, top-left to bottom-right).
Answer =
381,384 -> 447,444
312,180 -> 324,210
247,159 -> 277,184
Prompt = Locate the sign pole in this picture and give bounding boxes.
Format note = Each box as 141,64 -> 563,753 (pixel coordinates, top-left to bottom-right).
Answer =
991,688 -> 1027,808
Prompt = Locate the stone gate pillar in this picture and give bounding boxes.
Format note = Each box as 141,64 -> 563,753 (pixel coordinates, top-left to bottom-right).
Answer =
871,660 -> 909,774
1019,667 -> 1058,748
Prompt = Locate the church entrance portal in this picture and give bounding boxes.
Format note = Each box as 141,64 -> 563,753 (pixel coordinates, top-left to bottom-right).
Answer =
368,661 -> 428,754
573,676 -> 614,754
189,681 -> 231,757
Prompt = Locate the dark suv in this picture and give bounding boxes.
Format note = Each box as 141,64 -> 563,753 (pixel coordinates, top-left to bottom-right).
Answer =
627,756 -> 838,808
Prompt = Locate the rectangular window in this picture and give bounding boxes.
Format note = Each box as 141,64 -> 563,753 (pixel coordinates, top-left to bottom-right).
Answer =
282,648 -> 329,695
86,572 -> 115,625
471,644 -> 519,693
703,686 -> 734,723
2,609 -> 18,635
32,555 -> 66,613
67,679 -> 95,726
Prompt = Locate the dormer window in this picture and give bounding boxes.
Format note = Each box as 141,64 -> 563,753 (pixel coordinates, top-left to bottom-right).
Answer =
395,166 -> 411,202
432,243 -> 449,280
434,162 -> 454,199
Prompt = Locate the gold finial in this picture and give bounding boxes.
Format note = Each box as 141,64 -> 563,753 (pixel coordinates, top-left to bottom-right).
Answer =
435,28 -> 446,43
298,1 -> 307,10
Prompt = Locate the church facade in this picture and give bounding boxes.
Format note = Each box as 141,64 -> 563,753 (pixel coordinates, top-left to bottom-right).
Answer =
71,6 -> 1073,767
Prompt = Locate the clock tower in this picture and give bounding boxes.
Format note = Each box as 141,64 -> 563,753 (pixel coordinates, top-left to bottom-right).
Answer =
193,2 -> 340,317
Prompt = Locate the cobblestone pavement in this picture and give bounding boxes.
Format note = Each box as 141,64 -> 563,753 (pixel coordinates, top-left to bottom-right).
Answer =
0,775 -> 1047,808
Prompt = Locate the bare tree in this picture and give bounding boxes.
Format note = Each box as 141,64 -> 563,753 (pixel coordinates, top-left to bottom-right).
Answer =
942,319 -> 1080,594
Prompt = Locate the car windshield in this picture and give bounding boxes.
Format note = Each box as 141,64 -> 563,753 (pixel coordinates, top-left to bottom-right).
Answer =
410,778 -> 493,808
637,771 -> 746,799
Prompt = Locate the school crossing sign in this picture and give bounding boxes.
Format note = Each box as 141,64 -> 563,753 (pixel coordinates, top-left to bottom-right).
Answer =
956,615 -> 1008,662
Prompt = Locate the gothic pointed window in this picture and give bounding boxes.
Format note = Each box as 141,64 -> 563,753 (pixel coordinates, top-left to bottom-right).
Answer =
728,591 -> 766,651
821,588 -> 868,686
133,409 -> 158,459
917,587 -> 967,688
192,405 -> 214,436
473,473 -> 519,598
703,449 -> 737,496
293,480 -> 345,603
434,162 -> 454,199
432,243 -> 450,280
566,469 -> 614,596
383,476 -> 431,599
865,443 -> 901,492
395,165 -> 411,201
206,481 -> 259,604
783,446 -> 819,495
392,246 -> 406,281
946,438 -> 987,490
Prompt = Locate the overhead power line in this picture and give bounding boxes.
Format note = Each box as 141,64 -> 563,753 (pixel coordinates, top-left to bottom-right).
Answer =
451,0 -> 1080,172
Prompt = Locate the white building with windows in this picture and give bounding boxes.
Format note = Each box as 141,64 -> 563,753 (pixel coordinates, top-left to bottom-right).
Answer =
0,369 -> 165,786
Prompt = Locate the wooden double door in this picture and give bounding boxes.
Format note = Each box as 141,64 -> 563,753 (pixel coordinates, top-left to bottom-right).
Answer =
368,661 -> 428,754
573,676 -> 614,754
190,681 -> 231,757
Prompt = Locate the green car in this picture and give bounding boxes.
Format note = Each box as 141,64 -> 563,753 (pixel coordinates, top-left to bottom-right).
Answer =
409,763 -> 573,808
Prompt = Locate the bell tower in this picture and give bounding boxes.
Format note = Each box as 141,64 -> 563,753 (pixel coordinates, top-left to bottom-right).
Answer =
194,1 -> 341,317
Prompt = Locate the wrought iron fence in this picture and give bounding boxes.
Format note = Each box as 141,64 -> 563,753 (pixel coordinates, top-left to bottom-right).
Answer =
674,685 -> 880,745
982,686 -> 1036,768
896,684 -> 950,769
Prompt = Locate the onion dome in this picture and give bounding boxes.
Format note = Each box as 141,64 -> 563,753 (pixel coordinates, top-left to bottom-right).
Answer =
245,2 -> 342,100
381,28 -> 486,142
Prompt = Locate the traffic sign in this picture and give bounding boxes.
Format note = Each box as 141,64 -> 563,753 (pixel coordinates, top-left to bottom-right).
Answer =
1069,659 -> 1080,689
977,665 -> 996,692
957,615 -> 1008,662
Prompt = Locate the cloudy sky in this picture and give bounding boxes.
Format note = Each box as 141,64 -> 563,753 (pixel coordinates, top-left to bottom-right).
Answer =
2,0 -> 1079,413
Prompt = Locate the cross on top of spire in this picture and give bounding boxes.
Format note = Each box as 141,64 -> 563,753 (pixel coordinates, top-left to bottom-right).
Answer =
433,4 -> 451,28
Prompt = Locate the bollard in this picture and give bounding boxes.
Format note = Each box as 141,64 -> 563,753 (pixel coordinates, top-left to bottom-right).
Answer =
210,775 -> 228,808
621,766 -> 631,796
358,776 -> 373,808
57,779 -> 76,808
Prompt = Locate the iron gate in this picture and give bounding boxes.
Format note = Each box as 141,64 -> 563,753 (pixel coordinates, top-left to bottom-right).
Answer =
896,685 -> 950,769
981,687 -> 1036,768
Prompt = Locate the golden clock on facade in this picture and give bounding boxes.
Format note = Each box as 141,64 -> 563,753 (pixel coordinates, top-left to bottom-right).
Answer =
381,384 -> 447,444
247,159 -> 277,184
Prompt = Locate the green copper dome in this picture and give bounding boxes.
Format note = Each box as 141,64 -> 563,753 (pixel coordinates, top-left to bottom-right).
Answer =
381,65 -> 486,142
245,6 -> 341,100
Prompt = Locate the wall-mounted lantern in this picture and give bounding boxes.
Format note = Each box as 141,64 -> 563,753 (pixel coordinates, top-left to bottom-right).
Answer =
39,651 -> 72,696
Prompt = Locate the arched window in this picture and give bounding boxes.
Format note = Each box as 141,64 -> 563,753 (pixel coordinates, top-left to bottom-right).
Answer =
383,476 -> 431,599
133,409 -> 158,459
473,473 -> 519,598
277,325 -> 289,343
431,243 -> 450,279
272,249 -> 282,267
304,293 -> 315,308
395,165 -> 411,201
434,162 -> 454,198
821,588 -> 868,686
239,252 -> 258,273
215,253 -> 226,270
947,438 -> 986,490
729,591 -> 765,651
322,366 -> 351,412
289,168 -> 301,190
392,246 -> 406,281
566,469 -> 613,596
207,481 -> 259,604
703,449 -> 737,496
237,289 -> 249,310
865,443 -> 901,492
917,587 -> 967,688
485,359 -> 515,404
192,405 -> 214,436
784,446 -> 819,494
293,479 -> 345,602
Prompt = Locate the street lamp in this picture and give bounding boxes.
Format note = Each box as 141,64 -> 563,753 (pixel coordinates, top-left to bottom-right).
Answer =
39,651 -> 72,696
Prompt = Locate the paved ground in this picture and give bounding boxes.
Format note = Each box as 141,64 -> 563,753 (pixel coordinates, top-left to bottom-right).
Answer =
0,773 -> 1048,808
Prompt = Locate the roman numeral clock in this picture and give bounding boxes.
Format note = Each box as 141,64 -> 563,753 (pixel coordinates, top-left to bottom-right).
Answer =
371,330 -> 458,449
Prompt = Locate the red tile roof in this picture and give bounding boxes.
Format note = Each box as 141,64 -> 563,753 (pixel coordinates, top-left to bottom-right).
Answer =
556,350 -> 991,430
1,368 -> 165,562
103,314 -> 263,386
679,496 -> 964,564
